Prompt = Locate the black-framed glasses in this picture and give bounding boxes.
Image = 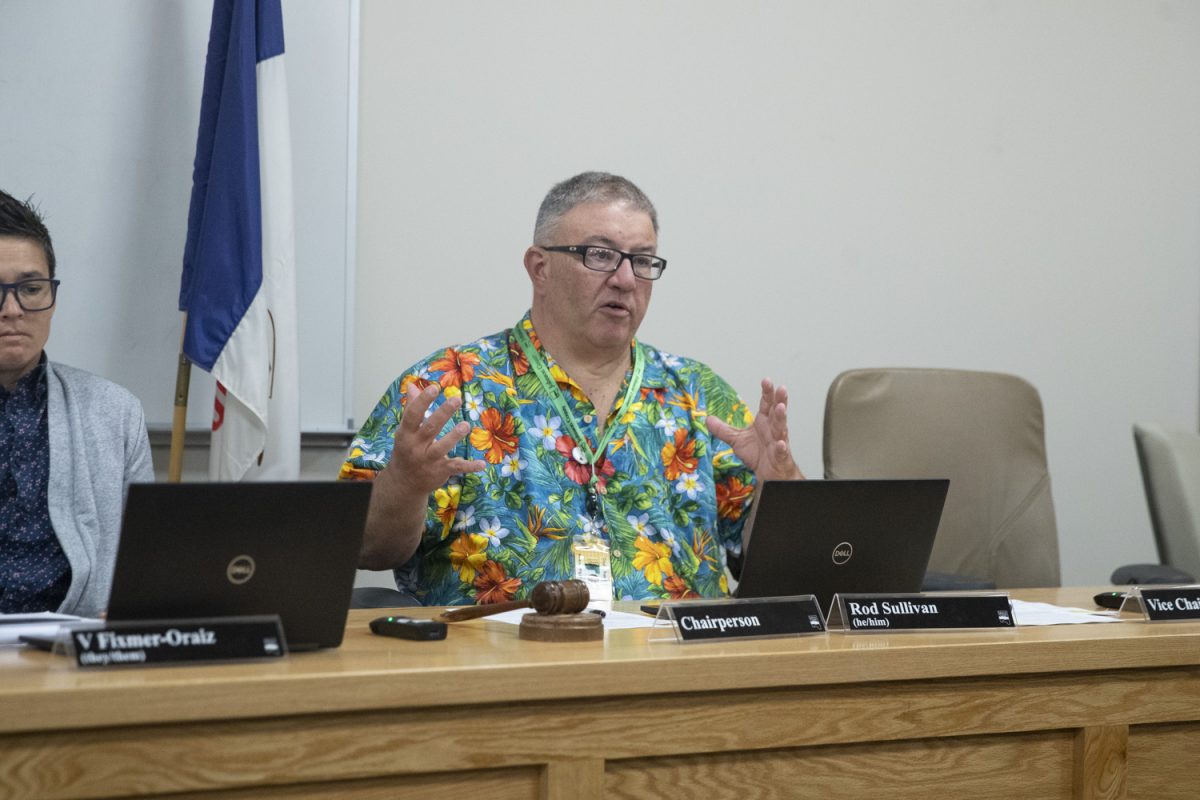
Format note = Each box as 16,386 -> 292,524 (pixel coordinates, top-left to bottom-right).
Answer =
0,278 -> 60,312
542,245 -> 667,281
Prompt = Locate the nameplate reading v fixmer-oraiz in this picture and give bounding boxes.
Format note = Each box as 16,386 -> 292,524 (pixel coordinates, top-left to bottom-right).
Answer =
69,617 -> 286,667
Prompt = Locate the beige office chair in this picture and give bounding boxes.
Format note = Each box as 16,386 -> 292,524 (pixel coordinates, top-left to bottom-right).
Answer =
823,368 -> 1061,588
1128,423 -> 1200,582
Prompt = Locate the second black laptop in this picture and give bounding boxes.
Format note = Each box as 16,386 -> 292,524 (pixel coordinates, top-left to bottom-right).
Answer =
734,479 -> 950,614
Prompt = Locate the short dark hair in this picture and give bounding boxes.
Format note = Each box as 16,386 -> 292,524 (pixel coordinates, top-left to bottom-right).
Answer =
533,172 -> 658,245
0,189 -> 56,278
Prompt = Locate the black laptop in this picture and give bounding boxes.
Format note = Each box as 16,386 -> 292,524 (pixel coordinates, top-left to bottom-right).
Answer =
106,482 -> 372,650
735,479 -> 949,613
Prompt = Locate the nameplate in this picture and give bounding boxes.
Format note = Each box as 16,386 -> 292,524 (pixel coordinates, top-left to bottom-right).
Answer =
68,616 -> 287,668
654,596 -> 825,643
828,593 -> 1015,631
1135,586 -> 1200,621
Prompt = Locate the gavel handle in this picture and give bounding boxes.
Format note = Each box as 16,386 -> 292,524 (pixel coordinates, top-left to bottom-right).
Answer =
436,599 -> 531,623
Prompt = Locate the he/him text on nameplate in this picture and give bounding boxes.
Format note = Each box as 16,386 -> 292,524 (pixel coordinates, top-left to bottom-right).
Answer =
828,594 -> 1015,632
656,596 -> 826,643
1134,586 -> 1200,622
68,616 -> 287,668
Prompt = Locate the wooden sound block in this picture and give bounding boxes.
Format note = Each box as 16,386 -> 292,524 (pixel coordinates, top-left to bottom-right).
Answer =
519,611 -> 604,642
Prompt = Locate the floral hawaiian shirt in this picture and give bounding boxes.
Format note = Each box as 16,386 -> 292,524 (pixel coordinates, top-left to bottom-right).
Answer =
340,313 -> 757,606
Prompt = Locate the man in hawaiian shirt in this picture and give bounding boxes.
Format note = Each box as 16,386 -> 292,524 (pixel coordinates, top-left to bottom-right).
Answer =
342,172 -> 803,605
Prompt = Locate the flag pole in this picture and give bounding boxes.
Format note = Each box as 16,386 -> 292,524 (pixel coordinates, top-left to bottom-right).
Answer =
168,314 -> 191,482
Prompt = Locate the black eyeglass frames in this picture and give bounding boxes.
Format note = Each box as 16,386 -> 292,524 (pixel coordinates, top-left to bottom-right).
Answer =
542,245 -> 667,280
0,278 -> 60,312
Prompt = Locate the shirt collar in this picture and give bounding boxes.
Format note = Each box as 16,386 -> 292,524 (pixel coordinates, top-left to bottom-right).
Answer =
0,353 -> 48,404
510,312 -> 666,390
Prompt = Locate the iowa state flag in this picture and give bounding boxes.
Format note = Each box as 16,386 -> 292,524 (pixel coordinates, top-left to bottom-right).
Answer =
179,0 -> 299,480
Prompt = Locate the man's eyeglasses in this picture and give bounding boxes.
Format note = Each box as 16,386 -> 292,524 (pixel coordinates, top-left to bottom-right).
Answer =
0,279 -> 60,312
542,245 -> 667,281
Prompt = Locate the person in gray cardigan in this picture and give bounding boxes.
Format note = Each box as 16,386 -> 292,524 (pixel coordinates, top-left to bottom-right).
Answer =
0,189 -> 152,617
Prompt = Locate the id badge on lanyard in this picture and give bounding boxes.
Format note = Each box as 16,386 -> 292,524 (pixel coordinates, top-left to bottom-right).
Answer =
572,531 -> 613,601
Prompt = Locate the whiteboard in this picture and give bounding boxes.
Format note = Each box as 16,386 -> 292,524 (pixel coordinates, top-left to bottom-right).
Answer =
0,0 -> 356,433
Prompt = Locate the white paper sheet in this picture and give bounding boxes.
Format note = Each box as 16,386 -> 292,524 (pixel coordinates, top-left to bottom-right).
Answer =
0,612 -> 98,645
1010,599 -> 1120,625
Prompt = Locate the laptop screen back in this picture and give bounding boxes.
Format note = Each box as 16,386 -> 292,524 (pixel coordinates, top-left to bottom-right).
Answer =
106,482 -> 372,650
735,479 -> 949,613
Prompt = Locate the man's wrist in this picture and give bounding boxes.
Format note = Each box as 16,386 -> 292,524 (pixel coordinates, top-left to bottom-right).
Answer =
378,459 -> 426,502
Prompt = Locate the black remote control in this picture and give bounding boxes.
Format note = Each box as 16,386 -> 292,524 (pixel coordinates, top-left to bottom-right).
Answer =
369,616 -> 447,641
1093,591 -> 1128,610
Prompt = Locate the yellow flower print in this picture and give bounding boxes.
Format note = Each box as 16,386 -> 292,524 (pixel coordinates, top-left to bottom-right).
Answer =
338,463 -> 376,481
449,533 -> 489,582
526,504 -> 567,540
737,402 -> 753,426
632,534 -> 675,587
668,390 -> 703,420
434,485 -> 461,540
478,369 -> 516,397
549,363 -> 589,404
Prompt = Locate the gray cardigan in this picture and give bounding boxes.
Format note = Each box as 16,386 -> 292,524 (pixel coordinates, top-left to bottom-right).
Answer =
45,361 -> 153,616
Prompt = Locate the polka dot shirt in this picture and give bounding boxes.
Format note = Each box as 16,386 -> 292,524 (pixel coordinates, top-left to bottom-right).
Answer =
0,360 -> 70,613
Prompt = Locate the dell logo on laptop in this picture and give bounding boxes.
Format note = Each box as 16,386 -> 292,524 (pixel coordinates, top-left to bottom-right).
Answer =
831,542 -> 853,565
227,555 -> 256,585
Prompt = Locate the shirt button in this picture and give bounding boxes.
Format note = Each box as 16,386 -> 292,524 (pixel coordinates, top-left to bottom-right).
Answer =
583,414 -> 593,423
611,549 -> 622,559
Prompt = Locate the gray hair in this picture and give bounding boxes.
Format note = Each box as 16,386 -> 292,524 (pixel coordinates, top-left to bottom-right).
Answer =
533,172 -> 659,245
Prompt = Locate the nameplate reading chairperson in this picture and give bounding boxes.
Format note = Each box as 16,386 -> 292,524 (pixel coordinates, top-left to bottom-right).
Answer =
661,597 -> 825,643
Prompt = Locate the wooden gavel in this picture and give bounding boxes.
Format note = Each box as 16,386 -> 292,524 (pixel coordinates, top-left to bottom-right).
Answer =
435,579 -> 590,622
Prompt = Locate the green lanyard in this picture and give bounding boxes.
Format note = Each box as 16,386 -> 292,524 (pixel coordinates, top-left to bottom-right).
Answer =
513,323 -> 645,519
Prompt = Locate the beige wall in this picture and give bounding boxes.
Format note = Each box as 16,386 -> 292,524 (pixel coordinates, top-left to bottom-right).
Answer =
13,1 -> 1197,591
355,0 -> 1200,585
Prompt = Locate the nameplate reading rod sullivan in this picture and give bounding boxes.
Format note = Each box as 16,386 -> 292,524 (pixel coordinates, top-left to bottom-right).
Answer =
828,594 -> 1015,631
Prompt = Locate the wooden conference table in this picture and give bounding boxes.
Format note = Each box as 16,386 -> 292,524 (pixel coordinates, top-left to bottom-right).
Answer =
2,588 -> 1200,800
